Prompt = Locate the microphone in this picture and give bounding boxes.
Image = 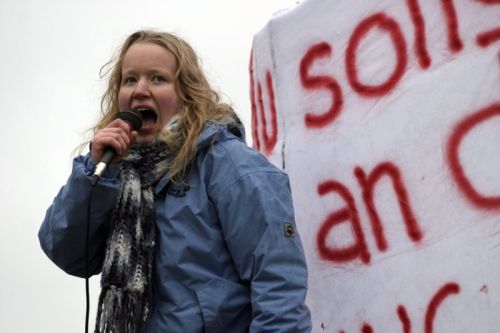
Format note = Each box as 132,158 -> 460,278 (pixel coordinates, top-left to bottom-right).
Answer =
93,109 -> 143,177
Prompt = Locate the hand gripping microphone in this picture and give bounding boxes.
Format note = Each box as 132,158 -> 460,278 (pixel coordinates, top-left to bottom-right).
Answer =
93,109 -> 143,178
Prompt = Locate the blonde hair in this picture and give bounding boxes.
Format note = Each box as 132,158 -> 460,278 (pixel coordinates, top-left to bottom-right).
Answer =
97,30 -> 236,182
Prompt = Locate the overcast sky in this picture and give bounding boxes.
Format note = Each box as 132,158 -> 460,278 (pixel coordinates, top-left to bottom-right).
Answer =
0,1 -> 299,331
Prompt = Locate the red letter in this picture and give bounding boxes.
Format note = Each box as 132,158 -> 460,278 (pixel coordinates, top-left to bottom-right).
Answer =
355,162 -> 423,251
476,27 -> 500,48
317,180 -> 370,264
258,71 -> 278,155
474,0 -> 500,4
406,0 -> 431,69
249,50 -> 278,155
300,42 -> 344,128
473,0 -> 500,48
440,0 -> 463,52
425,282 -> 460,333
397,305 -> 412,333
447,103 -> 500,209
361,324 -> 373,333
249,49 -> 261,150
346,13 -> 408,97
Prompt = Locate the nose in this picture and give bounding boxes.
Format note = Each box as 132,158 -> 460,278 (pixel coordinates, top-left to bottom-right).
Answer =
132,78 -> 151,99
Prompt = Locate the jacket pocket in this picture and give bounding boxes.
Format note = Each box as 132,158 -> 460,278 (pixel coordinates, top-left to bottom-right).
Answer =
195,278 -> 250,333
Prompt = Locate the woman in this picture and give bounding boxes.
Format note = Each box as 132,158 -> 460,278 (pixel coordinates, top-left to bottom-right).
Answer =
39,30 -> 311,332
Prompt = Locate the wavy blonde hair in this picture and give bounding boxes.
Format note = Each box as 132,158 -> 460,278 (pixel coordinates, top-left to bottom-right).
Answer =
96,30 -> 236,182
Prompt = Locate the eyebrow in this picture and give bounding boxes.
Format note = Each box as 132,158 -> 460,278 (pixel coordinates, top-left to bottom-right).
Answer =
122,67 -> 173,75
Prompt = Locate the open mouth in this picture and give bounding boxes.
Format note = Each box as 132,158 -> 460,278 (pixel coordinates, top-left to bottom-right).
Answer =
135,107 -> 158,125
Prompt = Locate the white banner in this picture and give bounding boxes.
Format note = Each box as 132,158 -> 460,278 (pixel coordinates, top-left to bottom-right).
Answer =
250,0 -> 500,332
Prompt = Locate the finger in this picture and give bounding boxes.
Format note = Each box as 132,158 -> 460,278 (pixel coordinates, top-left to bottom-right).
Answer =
108,118 -> 132,135
99,127 -> 132,148
130,131 -> 138,145
95,135 -> 122,154
91,131 -> 129,162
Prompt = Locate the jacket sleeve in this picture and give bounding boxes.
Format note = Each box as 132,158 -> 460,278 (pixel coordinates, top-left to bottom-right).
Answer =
38,154 -> 121,278
215,170 -> 312,332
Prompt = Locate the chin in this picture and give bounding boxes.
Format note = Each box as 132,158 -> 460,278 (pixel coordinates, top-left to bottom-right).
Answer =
136,135 -> 156,144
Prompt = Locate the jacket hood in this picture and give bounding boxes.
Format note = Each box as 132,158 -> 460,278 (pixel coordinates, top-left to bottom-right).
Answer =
196,117 -> 246,152
153,117 -> 246,194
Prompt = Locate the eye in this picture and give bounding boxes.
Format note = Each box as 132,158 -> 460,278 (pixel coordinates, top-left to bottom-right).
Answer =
152,75 -> 167,83
122,76 -> 137,86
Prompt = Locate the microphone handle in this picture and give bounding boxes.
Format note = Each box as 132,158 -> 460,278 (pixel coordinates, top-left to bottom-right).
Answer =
101,147 -> 117,165
93,147 -> 117,178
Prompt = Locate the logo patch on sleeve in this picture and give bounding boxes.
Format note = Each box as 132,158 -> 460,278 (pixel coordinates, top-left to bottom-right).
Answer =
284,222 -> 295,238
167,185 -> 190,197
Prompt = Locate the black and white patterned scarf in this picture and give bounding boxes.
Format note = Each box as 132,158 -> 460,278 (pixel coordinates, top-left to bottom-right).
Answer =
95,140 -> 171,333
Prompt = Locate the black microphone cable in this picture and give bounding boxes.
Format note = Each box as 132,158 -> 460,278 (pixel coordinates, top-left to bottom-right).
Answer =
86,176 -> 98,333
84,109 -> 142,333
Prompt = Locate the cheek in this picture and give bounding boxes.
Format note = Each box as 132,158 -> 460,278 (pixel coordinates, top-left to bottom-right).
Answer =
159,92 -> 180,115
117,90 -> 129,109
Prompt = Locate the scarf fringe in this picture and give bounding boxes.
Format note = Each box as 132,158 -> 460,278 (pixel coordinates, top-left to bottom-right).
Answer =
95,286 -> 149,333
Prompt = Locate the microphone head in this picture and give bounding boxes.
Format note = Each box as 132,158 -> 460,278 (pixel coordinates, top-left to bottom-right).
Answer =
118,109 -> 143,131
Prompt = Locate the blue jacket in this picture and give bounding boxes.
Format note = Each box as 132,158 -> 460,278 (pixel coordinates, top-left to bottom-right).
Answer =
39,122 -> 311,332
